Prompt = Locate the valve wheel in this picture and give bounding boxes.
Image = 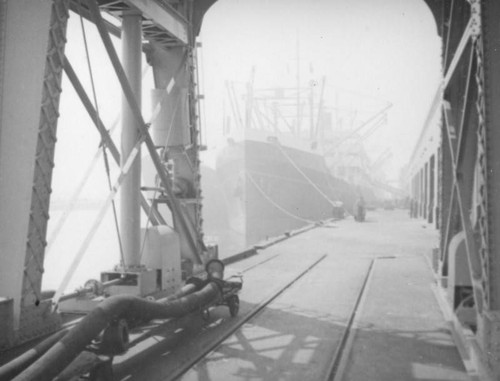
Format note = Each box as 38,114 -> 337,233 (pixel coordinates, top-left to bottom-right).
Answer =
228,295 -> 240,317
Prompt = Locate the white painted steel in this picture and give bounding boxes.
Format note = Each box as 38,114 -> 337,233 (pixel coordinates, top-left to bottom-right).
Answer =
0,0 -> 53,330
120,13 -> 143,268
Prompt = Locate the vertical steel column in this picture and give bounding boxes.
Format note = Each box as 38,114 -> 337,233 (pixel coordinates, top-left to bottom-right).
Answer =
481,0 -> 500,313
476,0 -> 500,376
424,162 -> 428,219
437,146 -> 442,230
429,154 -> 435,224
440,108 -> 453,268
419,168 -> 424,217
414,175 -> 418,204
414,175 -> 418,207
120,13 -> 142,267
410,176 -> 414,201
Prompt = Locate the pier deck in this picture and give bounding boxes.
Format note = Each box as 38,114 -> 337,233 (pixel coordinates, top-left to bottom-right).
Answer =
116,209 -> 471,381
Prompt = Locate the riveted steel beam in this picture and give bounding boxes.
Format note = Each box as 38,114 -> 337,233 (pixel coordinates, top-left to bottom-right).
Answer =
122,0 -> 189,45
444,98 -> 482,309
0,0 -> 72,347
481,0 -> 500,311
72,0 -> 190,47
443,20 -> 472,89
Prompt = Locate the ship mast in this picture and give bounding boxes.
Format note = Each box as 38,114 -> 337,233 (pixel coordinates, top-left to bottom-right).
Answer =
296,32 -> 301,137
309,74 -> 314,140
245,66 -> 256,130
314,76 -> 327,142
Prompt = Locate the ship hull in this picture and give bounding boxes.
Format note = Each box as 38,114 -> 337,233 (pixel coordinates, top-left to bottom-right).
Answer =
215,139 -> 354,248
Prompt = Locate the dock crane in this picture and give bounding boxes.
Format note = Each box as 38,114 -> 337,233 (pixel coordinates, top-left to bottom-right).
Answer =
2,1 -> 500,380
0,1 -> 242,379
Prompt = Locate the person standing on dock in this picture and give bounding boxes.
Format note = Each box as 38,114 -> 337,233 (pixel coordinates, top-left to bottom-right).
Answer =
354,196 -> 366,222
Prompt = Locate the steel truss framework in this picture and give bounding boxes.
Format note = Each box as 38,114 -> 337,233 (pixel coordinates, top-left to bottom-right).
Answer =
0,0 -> 214,349
420,0 -> 500,376
1,0 -> 500,378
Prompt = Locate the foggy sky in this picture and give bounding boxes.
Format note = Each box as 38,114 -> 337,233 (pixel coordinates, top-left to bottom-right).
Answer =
52,0 -> 442,199
199,0 -> 442,180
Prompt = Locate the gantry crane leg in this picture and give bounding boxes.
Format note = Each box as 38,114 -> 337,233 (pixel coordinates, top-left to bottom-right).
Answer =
0,0 -> 70,348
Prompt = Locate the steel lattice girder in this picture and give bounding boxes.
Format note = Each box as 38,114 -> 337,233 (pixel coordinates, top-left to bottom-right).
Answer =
416,0 -> 500,376
0,0 -> 217,349
70,0 -> 218,47
435,0 -> 500,375
86,0 -> 204,264
0,0 -> 70,346
480,0 -> 500,311
438,0 -> 487,313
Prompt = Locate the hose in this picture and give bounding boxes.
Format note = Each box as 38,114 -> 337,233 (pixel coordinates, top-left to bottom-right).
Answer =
12,281 -> 222,381
0,328 -> 70,381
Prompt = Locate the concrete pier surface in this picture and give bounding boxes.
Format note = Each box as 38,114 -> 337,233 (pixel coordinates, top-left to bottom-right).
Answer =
116,209 -> 471,381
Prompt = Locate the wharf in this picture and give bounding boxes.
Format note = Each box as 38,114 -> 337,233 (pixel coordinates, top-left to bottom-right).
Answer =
116,209 -> 472,381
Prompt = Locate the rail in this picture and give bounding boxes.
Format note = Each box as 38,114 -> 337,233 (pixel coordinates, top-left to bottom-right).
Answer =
326,259 -> 375,380
160,256 -> 377,381
165,254 -> 327,380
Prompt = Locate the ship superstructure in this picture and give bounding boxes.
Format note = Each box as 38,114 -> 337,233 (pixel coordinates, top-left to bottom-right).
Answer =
212,81 -> 354,249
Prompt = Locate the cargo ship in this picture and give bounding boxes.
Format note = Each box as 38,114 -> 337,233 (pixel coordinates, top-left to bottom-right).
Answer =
206,83 -> 356,250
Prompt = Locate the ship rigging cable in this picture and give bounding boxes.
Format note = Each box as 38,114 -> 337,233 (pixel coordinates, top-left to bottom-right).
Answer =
53,134 -> 147,308
53,45 -> 189,305
78,3 -> 126,267
46,116 -> 118,256
274,142 -> 340,208
47,63 -> 148,258
246,172 -> 315,224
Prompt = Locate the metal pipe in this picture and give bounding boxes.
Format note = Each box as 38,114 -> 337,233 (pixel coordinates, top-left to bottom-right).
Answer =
38,279 -> 124,305
12,281 -> 222,381
1,280 -> 200,380
158,281 -> 199,303
120,12 -> 142,268
0,328 -> 70,381
57,278 -> 123,303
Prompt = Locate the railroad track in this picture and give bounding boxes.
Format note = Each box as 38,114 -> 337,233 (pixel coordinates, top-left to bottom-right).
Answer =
163,256 -> 376,381
325,259 -> 375,381
165,254 -> 328,381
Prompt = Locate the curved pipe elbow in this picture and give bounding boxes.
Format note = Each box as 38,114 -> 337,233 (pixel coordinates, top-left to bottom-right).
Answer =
13,281 -> 222,381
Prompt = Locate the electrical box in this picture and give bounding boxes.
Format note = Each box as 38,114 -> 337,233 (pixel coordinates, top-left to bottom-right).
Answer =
140,225 -> 182,295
